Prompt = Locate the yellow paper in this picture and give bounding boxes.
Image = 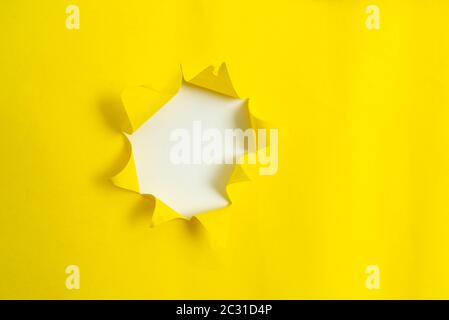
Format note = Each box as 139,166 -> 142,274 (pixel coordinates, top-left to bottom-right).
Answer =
2,0 -> 449,299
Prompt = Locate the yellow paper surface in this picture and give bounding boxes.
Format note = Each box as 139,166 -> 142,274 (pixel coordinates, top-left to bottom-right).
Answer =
1,0 -> 449,299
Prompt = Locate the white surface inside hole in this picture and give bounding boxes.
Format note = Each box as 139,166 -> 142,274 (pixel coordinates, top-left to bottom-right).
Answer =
128,83 -> 250,217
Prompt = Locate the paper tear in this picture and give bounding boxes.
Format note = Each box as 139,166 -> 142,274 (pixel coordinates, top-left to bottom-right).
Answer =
111,63 -> 273,246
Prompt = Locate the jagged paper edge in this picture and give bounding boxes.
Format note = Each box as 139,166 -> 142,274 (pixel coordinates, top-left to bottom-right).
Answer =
111,63 -> 272,247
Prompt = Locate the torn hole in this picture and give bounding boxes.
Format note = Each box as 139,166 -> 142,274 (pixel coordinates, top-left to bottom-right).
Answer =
127,83 -> 251,217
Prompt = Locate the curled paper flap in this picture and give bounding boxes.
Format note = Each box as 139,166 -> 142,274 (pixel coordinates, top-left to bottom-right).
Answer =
121,86 -> 177,133
110,150 -> 139,193
111,63 -> 272,246
194,208 -> 230,248
184,64 -> 239,98
150,196 -> 186,227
